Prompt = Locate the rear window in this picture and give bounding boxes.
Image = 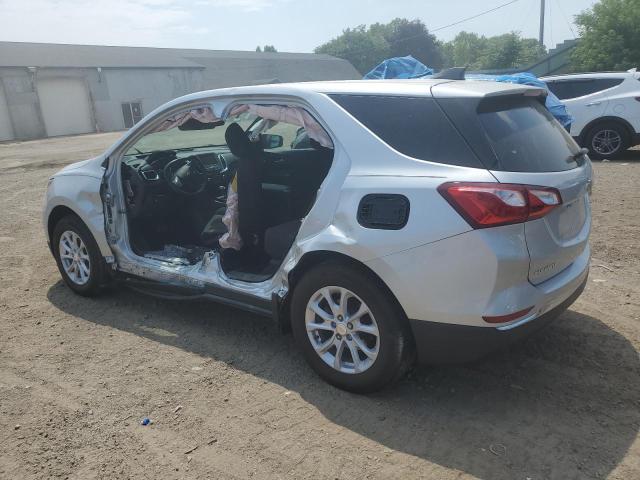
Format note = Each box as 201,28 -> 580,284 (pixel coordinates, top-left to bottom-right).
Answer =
329,94 -> 483,169
546,78 -> 624,100
478,97 -> 580,172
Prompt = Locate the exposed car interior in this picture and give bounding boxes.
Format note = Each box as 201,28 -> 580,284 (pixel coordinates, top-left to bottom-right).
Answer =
120,105 -> 333,282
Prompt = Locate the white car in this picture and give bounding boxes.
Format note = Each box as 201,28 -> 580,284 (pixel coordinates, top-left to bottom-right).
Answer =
44,79 -> 591,392
542,69 -> 640,159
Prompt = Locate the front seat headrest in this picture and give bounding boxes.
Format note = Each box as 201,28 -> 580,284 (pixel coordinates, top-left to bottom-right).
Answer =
225,123 -> 261,159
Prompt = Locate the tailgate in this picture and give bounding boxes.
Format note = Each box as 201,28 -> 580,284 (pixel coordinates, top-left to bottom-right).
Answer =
491,166 -> 591,284
435,89 -> 593,285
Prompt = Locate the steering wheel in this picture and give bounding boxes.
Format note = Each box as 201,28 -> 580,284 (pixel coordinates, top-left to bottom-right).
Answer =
163,156 -> 208,196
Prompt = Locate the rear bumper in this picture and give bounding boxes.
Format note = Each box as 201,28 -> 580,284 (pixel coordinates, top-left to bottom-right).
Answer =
409,273 -> 587,365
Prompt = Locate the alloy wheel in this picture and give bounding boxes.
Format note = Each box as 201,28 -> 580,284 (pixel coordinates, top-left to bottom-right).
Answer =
305,286 -> 380,374
58,230 -> 91,285
592,129 -> 622,155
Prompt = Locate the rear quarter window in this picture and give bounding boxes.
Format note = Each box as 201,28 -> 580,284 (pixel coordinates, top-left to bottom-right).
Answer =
329,94 -> 484,169
546,78 -> 624,100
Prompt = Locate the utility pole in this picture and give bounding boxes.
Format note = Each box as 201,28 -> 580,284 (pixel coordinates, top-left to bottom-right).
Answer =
539,0 -> 546,47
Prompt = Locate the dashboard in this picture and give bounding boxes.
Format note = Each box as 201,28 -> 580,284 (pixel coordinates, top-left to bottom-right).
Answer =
121,147 -> 238,218
123,148 -> 234,183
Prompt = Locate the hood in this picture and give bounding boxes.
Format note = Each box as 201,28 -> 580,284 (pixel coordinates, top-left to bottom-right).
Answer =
53,156 -> 105,179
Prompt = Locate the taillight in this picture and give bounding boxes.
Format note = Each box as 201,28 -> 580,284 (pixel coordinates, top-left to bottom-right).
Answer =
437,182 -> 562,228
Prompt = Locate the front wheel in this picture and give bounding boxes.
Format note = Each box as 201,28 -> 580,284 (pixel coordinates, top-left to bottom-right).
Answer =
291,262 -> 414,393
52,214 -> 109,296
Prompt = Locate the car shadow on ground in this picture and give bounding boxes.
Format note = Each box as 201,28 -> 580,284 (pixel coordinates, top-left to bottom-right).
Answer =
47,281 -> 639,480
600,148 -> 640,163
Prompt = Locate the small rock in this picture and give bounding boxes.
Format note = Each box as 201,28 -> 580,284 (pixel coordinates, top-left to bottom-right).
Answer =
14,424 -> 20,430
88,410 -> 93,415
174,405 -> 183,413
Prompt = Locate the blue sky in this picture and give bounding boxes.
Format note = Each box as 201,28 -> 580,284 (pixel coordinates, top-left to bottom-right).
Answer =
0,0 -> 597,52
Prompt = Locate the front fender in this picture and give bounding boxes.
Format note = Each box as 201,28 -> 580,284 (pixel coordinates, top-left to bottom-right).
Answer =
44,175 -> 112,257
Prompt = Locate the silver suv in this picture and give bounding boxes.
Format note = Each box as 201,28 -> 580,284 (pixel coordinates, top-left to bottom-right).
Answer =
44,80 -> 592,392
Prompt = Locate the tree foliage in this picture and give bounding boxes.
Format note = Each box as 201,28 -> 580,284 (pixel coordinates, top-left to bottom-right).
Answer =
256,45 -> 278,53
315,18 -> 545,74
571,0 -> 640,71
315,18 -> 441,74
442,31 -> 545,70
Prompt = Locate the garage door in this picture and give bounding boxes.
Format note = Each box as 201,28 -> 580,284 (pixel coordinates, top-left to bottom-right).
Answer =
37,77 -> 94,137
0,84 -> 14,141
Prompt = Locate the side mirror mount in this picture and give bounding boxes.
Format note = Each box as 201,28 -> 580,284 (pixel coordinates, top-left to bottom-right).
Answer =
259,133 -> 284,149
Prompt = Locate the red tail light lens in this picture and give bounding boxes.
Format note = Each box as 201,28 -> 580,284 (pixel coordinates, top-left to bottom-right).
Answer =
438,182 -> 562,228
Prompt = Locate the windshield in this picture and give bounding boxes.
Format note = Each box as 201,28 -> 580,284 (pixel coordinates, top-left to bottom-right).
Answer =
125,112 -> 257,155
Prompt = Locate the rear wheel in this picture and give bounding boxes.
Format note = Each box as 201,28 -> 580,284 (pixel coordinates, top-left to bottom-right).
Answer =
584,121 -> 629,159
52,214 -> 109,296
291,262 -> 414,393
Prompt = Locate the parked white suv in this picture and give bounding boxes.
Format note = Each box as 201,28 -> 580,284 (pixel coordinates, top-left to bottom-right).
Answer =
542,69 -> 640,159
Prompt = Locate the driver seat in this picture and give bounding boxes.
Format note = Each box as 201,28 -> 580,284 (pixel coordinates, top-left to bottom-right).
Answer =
201,123 -> 264,249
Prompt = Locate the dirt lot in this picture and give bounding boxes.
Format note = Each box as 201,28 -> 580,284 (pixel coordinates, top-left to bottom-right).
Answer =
0,133 -> 638,480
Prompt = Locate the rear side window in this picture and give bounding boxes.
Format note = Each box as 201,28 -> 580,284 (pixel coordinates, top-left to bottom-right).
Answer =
546,78 -> 624,100
330,94 -> 483,168
478,97 -> 580,172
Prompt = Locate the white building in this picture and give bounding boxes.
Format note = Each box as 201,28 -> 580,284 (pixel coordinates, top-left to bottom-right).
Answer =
0,42 -> 360,141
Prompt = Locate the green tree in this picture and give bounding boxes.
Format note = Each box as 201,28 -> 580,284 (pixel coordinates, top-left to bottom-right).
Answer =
256,45 -> 278,53
441,31 -> 486,68
378,18 -> 443,69
571,0 -> 640,71
443,31 -> 545,70
315,25 -> 390,74
315,18 -> 442,74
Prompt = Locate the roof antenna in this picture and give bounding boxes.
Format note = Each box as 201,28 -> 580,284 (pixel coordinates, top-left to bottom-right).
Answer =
431,67 -> 467,80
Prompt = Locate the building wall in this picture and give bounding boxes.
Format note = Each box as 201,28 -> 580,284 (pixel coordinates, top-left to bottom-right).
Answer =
0,66 -> 205,140
0,51 -> 358,141
0,67 -> 46,140
94,68 -> 205,131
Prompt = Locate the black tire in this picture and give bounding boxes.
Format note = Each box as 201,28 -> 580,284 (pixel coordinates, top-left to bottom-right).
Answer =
290,261 -> 414,393
52,214 -> 109,296
584,121 -> 630,160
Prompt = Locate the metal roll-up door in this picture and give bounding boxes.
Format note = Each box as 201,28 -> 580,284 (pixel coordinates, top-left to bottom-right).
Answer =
37,77 -> 94,137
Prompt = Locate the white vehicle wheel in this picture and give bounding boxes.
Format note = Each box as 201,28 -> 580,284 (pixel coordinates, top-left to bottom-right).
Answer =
585,122 -> 629,159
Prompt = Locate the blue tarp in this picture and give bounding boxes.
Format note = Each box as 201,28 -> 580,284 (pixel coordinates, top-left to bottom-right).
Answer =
363,55 -> 433,80
467,72 -> 573,129
364,60 -> 572,128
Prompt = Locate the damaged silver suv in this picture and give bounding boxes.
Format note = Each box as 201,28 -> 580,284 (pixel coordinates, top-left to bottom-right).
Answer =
44,80 -> 591,392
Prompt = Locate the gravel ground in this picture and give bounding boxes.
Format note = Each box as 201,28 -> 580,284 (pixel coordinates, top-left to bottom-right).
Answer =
0,133 -> 638,480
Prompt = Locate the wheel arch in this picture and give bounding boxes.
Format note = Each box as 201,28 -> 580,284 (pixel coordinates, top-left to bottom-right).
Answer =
283,250 -> 411,334
578,116 -> 635,144
47,205 -> 81,249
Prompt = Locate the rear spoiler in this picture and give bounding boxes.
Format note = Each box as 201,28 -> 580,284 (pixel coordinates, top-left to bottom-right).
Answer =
431,81 -> 547,100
